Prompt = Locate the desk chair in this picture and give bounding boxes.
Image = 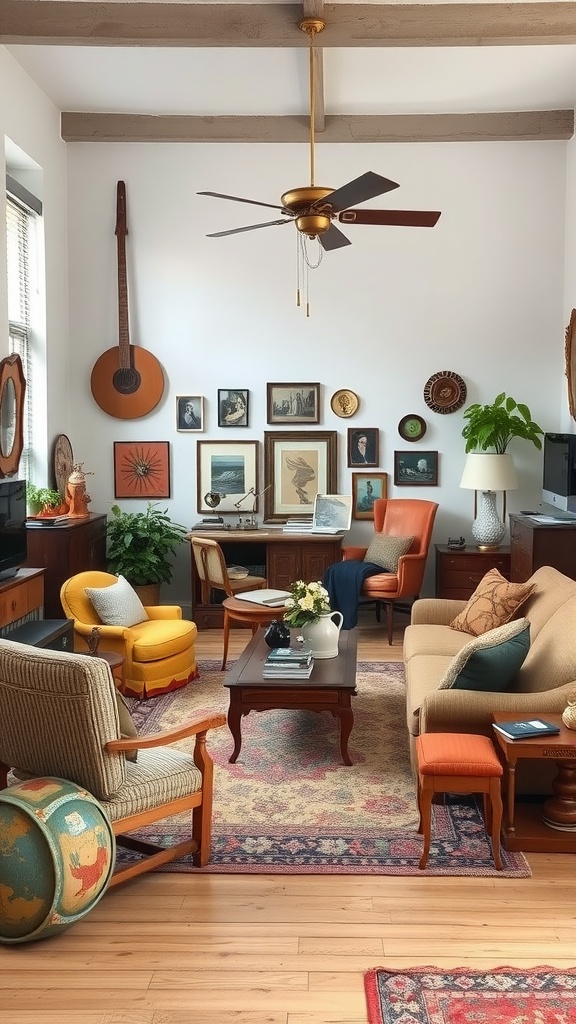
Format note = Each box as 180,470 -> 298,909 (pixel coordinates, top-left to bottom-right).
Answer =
190,536 -> 268,668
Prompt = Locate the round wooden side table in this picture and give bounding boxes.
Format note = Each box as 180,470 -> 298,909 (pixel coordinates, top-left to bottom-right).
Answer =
221,596 -> 289,671
94,651 -> 126,692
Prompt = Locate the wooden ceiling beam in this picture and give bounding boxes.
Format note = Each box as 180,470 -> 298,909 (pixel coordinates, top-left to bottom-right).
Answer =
5,2 -> 576,47
60,110 -> 574,144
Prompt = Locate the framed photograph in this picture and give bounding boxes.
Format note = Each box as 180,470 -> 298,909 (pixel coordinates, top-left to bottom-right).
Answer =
114,441 -> 170,499
394,450 -> 439,486
176,395 -> 203,432
266,383 -> 320,424
315,494 -> 353,531
197,440 -> 258,514
263,430 -> 337,521
347,427 -> 379,468
218,389 -> 249,427
351,472 -> 388,520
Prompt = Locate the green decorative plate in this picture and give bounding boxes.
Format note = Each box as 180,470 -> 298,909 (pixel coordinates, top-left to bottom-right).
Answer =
398,414 -> 427,442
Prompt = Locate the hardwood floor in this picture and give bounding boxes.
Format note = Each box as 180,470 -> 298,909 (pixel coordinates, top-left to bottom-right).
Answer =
2,609 -> 575,1024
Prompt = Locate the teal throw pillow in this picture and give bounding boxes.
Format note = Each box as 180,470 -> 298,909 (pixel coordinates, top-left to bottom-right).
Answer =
438,617 -> 530,692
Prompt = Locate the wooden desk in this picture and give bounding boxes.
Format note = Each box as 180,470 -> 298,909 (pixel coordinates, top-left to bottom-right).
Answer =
492,712 -> 576,853
224,628 -> 358,765
188,528 -> 343,628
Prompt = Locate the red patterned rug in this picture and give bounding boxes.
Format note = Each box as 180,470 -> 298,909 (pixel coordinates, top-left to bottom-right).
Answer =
364,966 -> 576,1023
125,660 -> 529,876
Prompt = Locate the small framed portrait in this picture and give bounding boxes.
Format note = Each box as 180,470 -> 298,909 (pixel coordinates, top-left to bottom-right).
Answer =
114,441 -> 170,499
351,472 -> 388,520
176,395 -> 203,432
394,450 -> 439,486
267,383 -> 320,424
218,389 -> 249,427
347,427 -> 379,468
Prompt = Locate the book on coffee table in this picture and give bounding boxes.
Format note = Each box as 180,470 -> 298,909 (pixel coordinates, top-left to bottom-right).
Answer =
263,662 -> 314,679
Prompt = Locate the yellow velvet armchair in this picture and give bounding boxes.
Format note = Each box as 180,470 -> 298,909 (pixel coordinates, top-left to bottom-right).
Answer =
60,571 -> 198,699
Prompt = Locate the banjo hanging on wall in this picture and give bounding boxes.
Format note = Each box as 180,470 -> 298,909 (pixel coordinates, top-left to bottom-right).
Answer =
90,181 -> 165,419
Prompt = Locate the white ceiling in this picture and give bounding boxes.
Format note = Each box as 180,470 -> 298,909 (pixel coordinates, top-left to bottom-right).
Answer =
7,41 -> 576,116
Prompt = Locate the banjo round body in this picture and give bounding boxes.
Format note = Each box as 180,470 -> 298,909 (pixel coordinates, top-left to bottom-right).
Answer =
91,345 -> 164,420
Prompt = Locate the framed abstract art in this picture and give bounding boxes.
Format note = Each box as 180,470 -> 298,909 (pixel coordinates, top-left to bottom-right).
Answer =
113,441 -> 170,499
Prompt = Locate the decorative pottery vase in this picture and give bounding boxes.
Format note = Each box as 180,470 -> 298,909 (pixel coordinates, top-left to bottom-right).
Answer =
0,777 -> 116,944
300,611 -> 344,659
562,699 -> 576,731
264,619 -> 291,649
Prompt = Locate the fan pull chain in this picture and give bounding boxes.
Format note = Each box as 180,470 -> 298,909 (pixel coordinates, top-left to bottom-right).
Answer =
296,229 -> 301,307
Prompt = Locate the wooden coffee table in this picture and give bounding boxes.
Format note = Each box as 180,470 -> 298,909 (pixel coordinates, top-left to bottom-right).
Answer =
224,628 -> 358,765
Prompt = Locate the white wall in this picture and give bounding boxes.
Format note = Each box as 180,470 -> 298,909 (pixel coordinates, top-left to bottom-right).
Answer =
0,47 -> 70,484
65,140 -> 567,607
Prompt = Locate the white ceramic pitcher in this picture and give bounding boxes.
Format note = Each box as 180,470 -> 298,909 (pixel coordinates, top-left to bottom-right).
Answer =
301,611 -> 344,659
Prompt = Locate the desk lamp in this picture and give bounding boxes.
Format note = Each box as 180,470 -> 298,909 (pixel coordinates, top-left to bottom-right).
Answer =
460,453 -> 518,550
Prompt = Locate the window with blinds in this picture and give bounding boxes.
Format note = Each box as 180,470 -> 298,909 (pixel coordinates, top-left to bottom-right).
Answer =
6,183 -> 39,478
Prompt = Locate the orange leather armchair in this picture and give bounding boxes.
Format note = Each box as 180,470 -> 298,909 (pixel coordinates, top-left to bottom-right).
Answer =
342,498 -> 439,644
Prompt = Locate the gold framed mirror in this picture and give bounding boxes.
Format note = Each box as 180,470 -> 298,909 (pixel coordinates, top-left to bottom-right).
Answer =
0,354 -> 26,477
566,309 -> 576,421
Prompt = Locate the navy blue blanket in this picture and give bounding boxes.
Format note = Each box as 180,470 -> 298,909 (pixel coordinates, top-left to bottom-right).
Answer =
323,560 -> 386,630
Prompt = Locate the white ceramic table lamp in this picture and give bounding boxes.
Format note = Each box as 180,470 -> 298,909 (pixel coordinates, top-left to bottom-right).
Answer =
460,453 -> 518,550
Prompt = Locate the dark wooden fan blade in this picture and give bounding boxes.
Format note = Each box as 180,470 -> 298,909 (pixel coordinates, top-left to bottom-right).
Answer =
198,191 -> 288,212
338,209 -> 441,227
207,218 -> 293,238
318,224 -> 352,252
314,172 -> 400,214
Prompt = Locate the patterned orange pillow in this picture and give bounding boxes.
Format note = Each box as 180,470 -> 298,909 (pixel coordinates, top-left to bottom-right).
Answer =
450,568 -> 535,636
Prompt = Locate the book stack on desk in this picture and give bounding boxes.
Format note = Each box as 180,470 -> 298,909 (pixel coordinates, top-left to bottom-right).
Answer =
262,646 -> 314,679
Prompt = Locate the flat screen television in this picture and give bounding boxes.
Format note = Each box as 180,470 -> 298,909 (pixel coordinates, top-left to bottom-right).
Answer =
542,433 -> 576,514
0,478 -> 28,580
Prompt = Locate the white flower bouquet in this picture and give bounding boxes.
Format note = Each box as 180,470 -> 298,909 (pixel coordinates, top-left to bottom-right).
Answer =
283,579 -> 331,628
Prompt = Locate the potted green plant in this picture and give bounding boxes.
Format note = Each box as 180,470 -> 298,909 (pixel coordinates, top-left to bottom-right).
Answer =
462,393 -> 544,453
106,502 -> 187,603
27,484 -> 68,517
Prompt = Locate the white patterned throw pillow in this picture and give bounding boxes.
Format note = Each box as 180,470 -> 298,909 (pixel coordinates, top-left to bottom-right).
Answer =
85,575 -> 149,628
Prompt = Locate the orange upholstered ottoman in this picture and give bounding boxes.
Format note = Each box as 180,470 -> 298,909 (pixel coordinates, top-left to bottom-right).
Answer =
415,733 -> 503,871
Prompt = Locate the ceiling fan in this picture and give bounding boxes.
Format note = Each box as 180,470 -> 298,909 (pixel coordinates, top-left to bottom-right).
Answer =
198,18 -> 441,253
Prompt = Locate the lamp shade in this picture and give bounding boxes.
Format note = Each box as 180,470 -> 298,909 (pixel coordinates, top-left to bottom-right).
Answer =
460,453 -> 518,492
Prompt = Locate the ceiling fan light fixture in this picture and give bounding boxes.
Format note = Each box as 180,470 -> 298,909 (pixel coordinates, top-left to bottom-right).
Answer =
295,213 -> 331,237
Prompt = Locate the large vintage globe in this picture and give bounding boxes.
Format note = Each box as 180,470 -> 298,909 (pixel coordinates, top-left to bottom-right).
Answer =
0,777 -> 116,944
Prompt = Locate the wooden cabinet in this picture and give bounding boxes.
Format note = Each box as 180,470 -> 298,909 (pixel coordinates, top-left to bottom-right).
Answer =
0,568 -> 45,635
435,544 -> 511,600
26,514 -> 107,618
509,514 -> 576,582
189,529 -> 343,628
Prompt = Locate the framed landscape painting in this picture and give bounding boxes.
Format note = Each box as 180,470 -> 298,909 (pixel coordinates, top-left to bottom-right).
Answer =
394,450 -> 439,486
351,472 -> 388,520
263,430 -> 337,521
266,383 -> 320,424
197,440 -> 258,514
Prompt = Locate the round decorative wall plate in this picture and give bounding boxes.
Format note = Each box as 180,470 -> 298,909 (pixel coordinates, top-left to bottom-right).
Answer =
423,371 -> 467,415
398,414 -> 427,442
565,308 -> 576,420
52,434 -> 73,499
330,389 -> 359,418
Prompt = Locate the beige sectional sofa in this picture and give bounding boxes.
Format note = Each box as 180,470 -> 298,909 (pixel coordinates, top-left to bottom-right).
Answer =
403,565 -> 576,792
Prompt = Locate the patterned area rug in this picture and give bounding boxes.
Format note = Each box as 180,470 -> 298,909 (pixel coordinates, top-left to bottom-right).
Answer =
125,660 -> 530,876
364,966 -> 576,1023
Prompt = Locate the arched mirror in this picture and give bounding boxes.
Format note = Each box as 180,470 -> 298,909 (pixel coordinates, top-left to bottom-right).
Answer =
0,354 -> 26,478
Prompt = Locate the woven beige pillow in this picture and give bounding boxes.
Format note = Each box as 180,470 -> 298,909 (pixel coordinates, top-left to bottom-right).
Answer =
450,567 -> 535,636
364,534 -> 414,573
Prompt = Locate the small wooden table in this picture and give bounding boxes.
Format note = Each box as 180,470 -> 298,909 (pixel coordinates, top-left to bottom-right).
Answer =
492,712 -> 576,853
224,629 -> 358,765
